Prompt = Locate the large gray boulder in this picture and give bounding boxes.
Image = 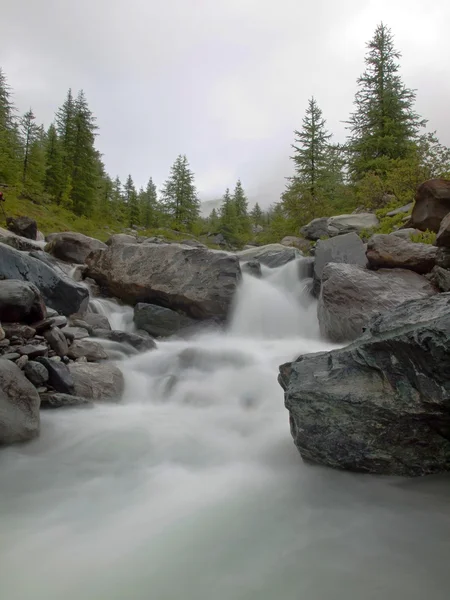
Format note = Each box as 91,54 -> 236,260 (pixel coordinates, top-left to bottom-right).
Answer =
0,226 -> 44,251
327,213 -> 379,236
6,216 -> 37,240
69,362 -> 124,401
0,280 -> 46,324
427,266 -> 450,292
0,359 -> 40,444
85,242 -> 241,319
436,212 -> 450,247
45,232 -> 107,264
366,234 -> 437,274
237,244 -> 300,268
279,293 -> 450,476
313,233 -> 367,295
134,303 -> 194,337
300,217 -> 329,241
67,340 -> 108,362
410,178 -> 450,232
318,263 -> 437,342
0,243 -> 89,316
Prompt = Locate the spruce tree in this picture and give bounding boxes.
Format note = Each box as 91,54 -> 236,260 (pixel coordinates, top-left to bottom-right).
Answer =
55,88 -> 76,196
25,124 -> 46,194
161,155 -> 199,229
20,109 -> 38,184
44,124 -> 64,198
124,174 -> 139,227
233,179 -> 251,234
250,202 -> 264,225
0,68 -> 21,183
347,23 -> 425,179
140,177 -> 160,228
208,207 -> 219,230
111,176 -> 125,222
219,188 -> 239,242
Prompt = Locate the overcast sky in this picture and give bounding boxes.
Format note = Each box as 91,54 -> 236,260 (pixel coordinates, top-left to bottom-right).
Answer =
2,0 -> 450,207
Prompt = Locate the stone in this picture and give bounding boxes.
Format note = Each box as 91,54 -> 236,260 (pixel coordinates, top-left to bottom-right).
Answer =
44,327 -> 69,357
85,242 -> 241,319
237,244 -> 300,268
427,266 -> 450,292
313,232 -> 367,295
61,326 -> 90,341
280,293 -> 450,476
436,248 -> 450,269
70,312 -> 111,333
106,233 -> 137,246
366,234 -> 437,274
436,212 -> 450,247
386,202 -> 413,217
45,231 -> 107,264
2,323 -> 36,340
69,362 -> 125,401
326,213 -> 379,237
410,178 -> 450,232
40,392 -> 92,408
32,315 -> 67,334
318,263 -> 437,342
0,339 -> 10,348
0,280 -> 46,324
133,303 -> 194,337
389,228 -> 421,240
280,236 -> 312,253
0,359 -> 40,444
300,217 -> 329,241
6,216 -> 38,240
15,355 -> 28,369
3,353 -> 20,361
0,243 -> 89,316
67,340 -> 108,362
23,361 -> 49,387
241,260 -> 262,278
35,357 -> 74,394
251,224 -> 264,234
18,344 -> 48,359
0,323 -> 4,341
0,226 -> 44,251
91,329 -> 156,352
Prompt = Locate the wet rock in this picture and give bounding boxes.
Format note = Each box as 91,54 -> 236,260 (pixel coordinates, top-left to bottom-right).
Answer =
67,340 -> 108,362
134,303 -> 194,337
410,178 -> 450,232
241,260 -> 262,278
280,293 -> 450,476
6,216 -> 38,240
44,327 -> 69,357
40,392 -> 92,409
86,242 -> 241,319
45,231 -> 107,264
23,361 -> 49,387
0,226 -> 43,251
300,217 -> 330,241
0,243 -> 89,316
70,312 -> 111,333
280,236 -> 312,253
17,345 -> 48,359
313,233 -> 367,295
366,234 -> 437,274
436,248 -> 450,269
0,359 -> 41,444
32,315 -> 68,334
2,323 -> 36,340
0,280 -> 46,324
237,244 -> 300,268
15,355 -> 29,369
318,263 -> 437,342
36,357 -> 74,394
61,326 -> 90,341
69,362 -> 124,401
427,266 -> 450,292
91,329 -> 156,352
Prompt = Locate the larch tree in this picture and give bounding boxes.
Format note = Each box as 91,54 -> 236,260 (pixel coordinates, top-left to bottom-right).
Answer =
346,22 -> 425,179
161,155 -> 199,229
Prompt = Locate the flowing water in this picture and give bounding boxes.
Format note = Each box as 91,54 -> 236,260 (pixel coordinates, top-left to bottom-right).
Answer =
1,259 -> 449,600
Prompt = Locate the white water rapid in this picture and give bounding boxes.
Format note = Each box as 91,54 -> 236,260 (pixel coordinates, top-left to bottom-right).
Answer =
1,258 -> 449,600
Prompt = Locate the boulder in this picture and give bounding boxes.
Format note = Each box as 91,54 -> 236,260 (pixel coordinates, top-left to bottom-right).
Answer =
389,228 -> 421,240
33,316 -> 67,334
280,293 -> 450,476
67,340 -> 108,362
327,213 -> 379,237
436,248 -> 450,270
280,236 -> 312,253
427,266 -> 450,292
2,323 -> 36,340
40,392 -> 91,408
318,263 -> 437,342
45,232 -> 107,264
366,234 -> 437,274
61,326 -> 90,341
0,226 -> 44,251
0,243 -> 89,316
6,216 -> 37,240
23,361 -> 49,387
85,242 -> 241,320
436,212 -> 450,247
313,233 -> 367,295
410,179 -> 450,232
44,327 -> 69,357
68,362 -> 124,401
386,203 -> 413,217
237,244 -> 300,268
133,303 -> 194,337
69,312 -> 111,333
91,329 -> 156,352
106,233 -> 137,246
0,359 -> 40,444
17,345 -> 48,359
0,280 -> 46,324
241,260 -> 262,278
300,217 -> 329,241
36,357 -> 74,394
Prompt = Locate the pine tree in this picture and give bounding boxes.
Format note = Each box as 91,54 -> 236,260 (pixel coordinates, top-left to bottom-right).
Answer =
250,202 -> 264,225
70,90 -> 99,215
140,177 -> 160,228
347,23 -> 425,179
233,179 -> 251,234
0,68 -> 21,183
44,124 -> 64,198
161,155 -> 199,229
20,109 -> 38,184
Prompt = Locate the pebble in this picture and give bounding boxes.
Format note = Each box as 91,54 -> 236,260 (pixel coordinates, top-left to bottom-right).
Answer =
0,339 -> 10,348
18,344 -> 48,359
15,355 -> 29,369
